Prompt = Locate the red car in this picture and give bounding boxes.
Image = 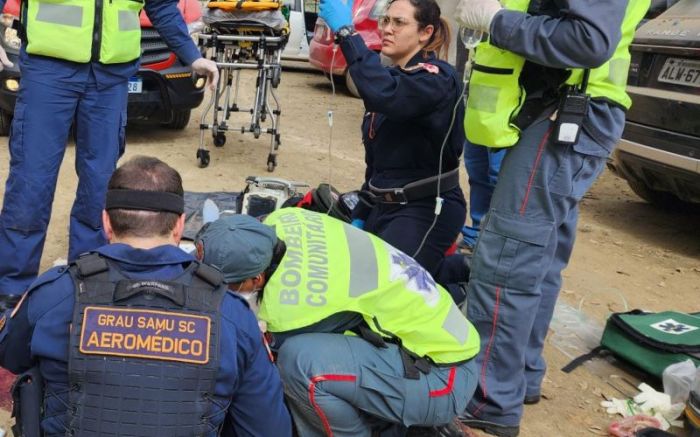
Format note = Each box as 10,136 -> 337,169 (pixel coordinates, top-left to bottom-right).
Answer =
308,0 -> 388,96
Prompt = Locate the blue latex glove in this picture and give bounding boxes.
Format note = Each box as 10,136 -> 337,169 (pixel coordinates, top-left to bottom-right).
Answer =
319,0 -> 353,33
350,218 -> 365,229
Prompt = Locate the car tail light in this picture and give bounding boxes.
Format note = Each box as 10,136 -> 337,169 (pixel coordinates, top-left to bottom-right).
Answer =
313,21 -> 334,44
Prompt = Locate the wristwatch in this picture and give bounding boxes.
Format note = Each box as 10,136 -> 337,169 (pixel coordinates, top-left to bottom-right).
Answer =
335,25 -> 356,43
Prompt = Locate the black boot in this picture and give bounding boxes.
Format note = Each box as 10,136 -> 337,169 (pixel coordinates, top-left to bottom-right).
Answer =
523,394 -> 541,405
406,419 -> 465,437
458,411 -> 519,437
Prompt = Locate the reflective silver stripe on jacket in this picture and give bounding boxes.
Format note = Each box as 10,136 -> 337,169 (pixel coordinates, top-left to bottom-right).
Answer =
343,224 -> 379,297
442,304 -> 470,344
36,3 -> 82,27
118,10 -> 140,31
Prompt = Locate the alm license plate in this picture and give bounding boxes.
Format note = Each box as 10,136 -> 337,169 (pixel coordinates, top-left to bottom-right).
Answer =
657,57 -> 700,88
128,77 -> 143,93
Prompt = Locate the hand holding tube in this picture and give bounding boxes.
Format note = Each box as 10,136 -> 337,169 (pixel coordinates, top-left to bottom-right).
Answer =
319,0 -> 353,33
455,0 -> 502,34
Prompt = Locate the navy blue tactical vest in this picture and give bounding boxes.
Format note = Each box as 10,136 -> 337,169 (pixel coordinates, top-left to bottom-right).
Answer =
67,253 -> 226,437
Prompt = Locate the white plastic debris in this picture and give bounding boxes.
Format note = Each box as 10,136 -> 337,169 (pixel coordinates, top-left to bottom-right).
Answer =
600,382 -> 685,430
662,359 -> 698,404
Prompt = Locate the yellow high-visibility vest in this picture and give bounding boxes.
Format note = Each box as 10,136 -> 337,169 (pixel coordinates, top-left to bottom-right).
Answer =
24,0 -> 143,64
260,209 -> 480,365
465,0 -> 650,148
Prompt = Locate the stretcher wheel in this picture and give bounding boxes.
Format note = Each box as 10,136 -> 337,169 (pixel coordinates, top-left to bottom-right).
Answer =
213,133 -> 226,147
271,67 -> 281,88
253,126 -> 261,138
197,149 -> 210,168
266,153 -> 276,172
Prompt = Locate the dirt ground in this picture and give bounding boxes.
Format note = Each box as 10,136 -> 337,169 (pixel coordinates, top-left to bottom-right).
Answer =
0,61 -> 698,436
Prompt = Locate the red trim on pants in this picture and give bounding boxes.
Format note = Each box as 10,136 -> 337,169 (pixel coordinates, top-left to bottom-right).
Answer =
429,367 -> 457,397
308,374 -> 358,437
519,127 -> 553,216
473,286 -> 502,415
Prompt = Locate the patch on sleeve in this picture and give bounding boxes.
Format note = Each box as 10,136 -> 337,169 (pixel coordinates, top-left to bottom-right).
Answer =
418,63 -> 440,74
79,307 -> 211,364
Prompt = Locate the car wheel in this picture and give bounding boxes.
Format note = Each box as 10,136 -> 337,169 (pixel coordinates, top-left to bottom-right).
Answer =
625,177 -> 692,210
0,110 -> 12,136
163,109 -> 191,130
344,71 -> 360,98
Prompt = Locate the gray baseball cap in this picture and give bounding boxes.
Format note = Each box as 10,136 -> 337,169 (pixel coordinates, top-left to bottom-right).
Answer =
195,214 -> 277,283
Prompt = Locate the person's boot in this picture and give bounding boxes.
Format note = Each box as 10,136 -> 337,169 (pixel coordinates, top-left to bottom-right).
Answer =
458,411 -> 519,437
523,394 -> 541,405
406,418 -> 465,437
0,294 -> 22,312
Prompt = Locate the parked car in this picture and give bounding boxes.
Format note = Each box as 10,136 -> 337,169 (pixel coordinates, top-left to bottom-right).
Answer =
608,0 -> 700,207
308,0 -> 388,97
281,0 -> 316,61
0,0 -> 207,135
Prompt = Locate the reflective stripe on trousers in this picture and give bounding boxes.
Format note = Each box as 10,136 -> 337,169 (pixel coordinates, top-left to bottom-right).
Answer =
277,333 -> 477,436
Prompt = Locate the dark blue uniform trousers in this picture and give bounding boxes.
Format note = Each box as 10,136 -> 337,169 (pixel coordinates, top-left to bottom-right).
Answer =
462,142 -> 505,248
0,71 -> 127,294
364,188 -> 469,303
278,333 -> 477,436
465,119 -> 609,426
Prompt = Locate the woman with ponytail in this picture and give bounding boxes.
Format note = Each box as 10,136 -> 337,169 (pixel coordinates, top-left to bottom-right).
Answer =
320,0 -> 470,304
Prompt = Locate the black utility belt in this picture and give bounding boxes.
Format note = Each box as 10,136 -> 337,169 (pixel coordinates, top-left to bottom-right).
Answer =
364,167 -> 460,205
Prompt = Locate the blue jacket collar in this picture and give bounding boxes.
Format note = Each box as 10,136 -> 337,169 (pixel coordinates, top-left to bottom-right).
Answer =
94,243 -> 194,267
405,50 -> 437,69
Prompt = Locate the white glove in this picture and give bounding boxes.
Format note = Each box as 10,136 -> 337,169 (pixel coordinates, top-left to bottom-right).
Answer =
634,383 -> 672,412
0,46 -> 13,72
600,398 -> 640,417
455,0 -> 503,33
191,57 -> 219,91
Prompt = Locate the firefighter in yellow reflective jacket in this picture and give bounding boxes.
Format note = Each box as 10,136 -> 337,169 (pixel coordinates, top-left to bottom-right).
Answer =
0,0 -> 219,310
196,208 -> 480,436
454,0 -> 650,435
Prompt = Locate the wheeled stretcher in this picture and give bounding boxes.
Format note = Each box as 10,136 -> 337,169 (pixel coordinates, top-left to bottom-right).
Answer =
196,5 -> 288,171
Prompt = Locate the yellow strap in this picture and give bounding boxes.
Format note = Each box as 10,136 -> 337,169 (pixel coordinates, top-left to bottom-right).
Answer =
207,0 -> 281,11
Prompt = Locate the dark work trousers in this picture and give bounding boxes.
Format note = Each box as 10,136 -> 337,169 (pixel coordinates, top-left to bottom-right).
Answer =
363,187 -> 469,304
465,118 -> 611,426
0,67 -> 127,295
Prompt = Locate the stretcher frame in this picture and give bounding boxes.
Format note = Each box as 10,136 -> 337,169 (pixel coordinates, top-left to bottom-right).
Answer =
197,22 -> 287,171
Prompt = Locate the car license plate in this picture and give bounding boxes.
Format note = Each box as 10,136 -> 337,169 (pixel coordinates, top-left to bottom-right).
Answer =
657,57 -> 700,88
128,77 -> 143,93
